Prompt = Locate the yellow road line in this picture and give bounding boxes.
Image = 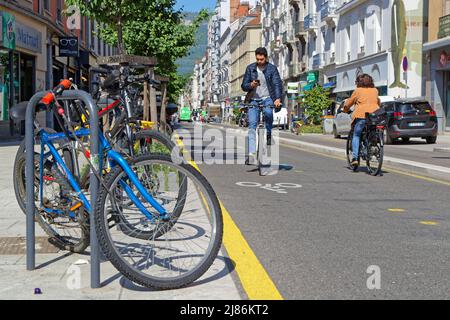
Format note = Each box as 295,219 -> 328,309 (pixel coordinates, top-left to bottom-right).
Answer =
175,134 -> 283,300
388,208 -> 406,212
419,221 -> 439,226
281,143 -> 450,187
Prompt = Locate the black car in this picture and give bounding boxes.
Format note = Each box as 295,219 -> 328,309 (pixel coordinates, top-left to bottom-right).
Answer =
380,98 -> 438,144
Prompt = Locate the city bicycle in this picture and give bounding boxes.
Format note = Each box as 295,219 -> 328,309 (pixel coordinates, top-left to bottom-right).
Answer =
346,111 -> 386,176
242,101 -> 280,176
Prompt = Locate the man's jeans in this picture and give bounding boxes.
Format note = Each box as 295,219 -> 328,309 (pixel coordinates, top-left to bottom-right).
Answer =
352,119 -> 366,160
248,97 -> 274,154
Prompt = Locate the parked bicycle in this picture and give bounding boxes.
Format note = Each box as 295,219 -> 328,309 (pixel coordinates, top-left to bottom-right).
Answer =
11,76 -> 223,289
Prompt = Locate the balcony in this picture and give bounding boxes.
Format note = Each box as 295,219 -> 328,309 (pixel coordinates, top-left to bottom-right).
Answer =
294,20 -> 306,37
304,14 -> 318,33
271,7 -> 280,21
357,46 -> 365,59
270,40 -> 280,52
327,52 -> 336,65
438,14 -> 450,39
263,17 -> 271,29
287,63 -> 301,78
312,53 -> 325,69
321,0 -> 339,24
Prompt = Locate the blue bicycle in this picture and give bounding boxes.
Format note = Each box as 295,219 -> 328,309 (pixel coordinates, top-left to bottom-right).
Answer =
14,80 -> 223,289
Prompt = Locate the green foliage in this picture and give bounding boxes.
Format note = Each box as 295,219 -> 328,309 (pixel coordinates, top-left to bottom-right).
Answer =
301,86 -> 332,125
66,0 -> 210,102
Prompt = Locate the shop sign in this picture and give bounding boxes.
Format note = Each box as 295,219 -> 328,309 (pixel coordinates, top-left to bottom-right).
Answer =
16,22 -> 42,53
439,51 -> 450,68
59,36 -> 79,57
287,82 -> 299,94
1,12 -> 16,50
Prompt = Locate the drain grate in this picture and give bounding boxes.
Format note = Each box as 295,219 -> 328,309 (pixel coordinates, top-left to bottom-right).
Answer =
0,237 -> 60,255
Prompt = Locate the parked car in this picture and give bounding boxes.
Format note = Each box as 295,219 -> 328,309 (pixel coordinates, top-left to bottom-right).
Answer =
381,98 -> 438,144
333,96 -> 395,138
273,108 -> 288,130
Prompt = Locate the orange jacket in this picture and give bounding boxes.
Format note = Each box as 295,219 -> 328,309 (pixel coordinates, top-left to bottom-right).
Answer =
344,88 -> 381,120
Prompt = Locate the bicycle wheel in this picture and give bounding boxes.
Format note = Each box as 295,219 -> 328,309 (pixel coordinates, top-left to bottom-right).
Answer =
13,138 -> 89,253
95,153 -> 223,289
133,130 -> 175,156
257,127 -> 267,176
346,130 -> 359,171
366,131 -> 384,176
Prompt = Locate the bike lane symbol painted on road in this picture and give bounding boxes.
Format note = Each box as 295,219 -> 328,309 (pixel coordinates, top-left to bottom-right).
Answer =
236,182 -> 302,194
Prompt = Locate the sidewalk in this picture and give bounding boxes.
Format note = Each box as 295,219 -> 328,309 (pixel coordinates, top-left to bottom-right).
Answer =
0,144 -> 243,300
205,122 -> 450,182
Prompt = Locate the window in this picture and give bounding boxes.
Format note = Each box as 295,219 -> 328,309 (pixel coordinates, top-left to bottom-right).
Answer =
359,19 -> 365,53
445,0 -> 450,15
57,0 -> 62,23
345,26 -> 351,61
44,0 -> 49,11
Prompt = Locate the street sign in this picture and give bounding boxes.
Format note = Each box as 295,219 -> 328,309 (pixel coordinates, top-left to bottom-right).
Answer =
287,82 -> 299,94
402,56 -> 408,72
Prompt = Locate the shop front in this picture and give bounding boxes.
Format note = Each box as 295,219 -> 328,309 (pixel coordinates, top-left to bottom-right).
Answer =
424,39 -> 450,132
0,10 -> 45,136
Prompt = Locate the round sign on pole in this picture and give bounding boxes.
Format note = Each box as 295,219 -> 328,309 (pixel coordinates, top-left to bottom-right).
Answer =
402,56 -> 408,72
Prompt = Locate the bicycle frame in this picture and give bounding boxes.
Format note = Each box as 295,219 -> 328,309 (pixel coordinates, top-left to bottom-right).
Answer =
38,128 -> 168,222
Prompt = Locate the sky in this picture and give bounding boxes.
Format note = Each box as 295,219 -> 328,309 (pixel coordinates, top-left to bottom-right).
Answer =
175,0 -> 216,12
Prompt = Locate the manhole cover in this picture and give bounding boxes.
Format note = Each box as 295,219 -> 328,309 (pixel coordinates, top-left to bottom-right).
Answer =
0,237 -> 60,255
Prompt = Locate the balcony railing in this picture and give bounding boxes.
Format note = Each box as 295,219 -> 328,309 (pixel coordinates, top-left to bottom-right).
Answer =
321,0 -> 339,21
271,7 -> 280,21
304,14 -> 318,31
294,20 -> 306,36
288,63 -> 301,78
438,14 -> 450,39
312,53 -> 324,69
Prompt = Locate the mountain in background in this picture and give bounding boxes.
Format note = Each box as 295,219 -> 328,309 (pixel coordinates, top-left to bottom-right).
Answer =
176,12 -> 208,76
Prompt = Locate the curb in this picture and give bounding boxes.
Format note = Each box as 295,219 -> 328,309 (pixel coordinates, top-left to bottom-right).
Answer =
203,123 -> 450,182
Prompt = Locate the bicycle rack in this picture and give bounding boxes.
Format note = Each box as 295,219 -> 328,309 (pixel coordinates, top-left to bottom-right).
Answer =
25,90 -> 102,288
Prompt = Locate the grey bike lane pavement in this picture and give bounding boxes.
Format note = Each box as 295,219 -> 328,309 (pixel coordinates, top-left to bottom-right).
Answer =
0,142 -> 243,300
188,123 -> 450,299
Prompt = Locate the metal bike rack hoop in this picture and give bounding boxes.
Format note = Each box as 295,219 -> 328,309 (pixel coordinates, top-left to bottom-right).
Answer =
25,90 -> 101,288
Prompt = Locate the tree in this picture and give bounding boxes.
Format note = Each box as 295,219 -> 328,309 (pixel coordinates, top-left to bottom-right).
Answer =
66,0 -> 209,102
301,86 -> 332,125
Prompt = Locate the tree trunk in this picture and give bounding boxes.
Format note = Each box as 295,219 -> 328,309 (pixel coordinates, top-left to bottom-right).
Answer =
143,81 -> 150,121
149,83 -> 158,126
159,82 -> 167,133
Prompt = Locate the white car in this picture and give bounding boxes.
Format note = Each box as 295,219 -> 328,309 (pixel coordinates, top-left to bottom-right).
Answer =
333,96 -> 395,138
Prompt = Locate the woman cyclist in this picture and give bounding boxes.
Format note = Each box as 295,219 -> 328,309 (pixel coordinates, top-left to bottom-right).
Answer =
343,74 -> 381,166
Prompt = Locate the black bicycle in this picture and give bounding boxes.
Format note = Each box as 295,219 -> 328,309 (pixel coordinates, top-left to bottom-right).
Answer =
346,111 -> 386,176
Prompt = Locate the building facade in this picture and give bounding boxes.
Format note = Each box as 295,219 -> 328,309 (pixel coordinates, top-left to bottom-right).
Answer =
229,11 -> 262,102
0,0 -> 116,137
334,0 -> 428,105
424,0 -> 450,131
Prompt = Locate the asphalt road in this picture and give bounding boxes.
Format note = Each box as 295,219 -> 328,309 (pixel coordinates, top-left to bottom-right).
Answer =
179,123 -> 450,299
